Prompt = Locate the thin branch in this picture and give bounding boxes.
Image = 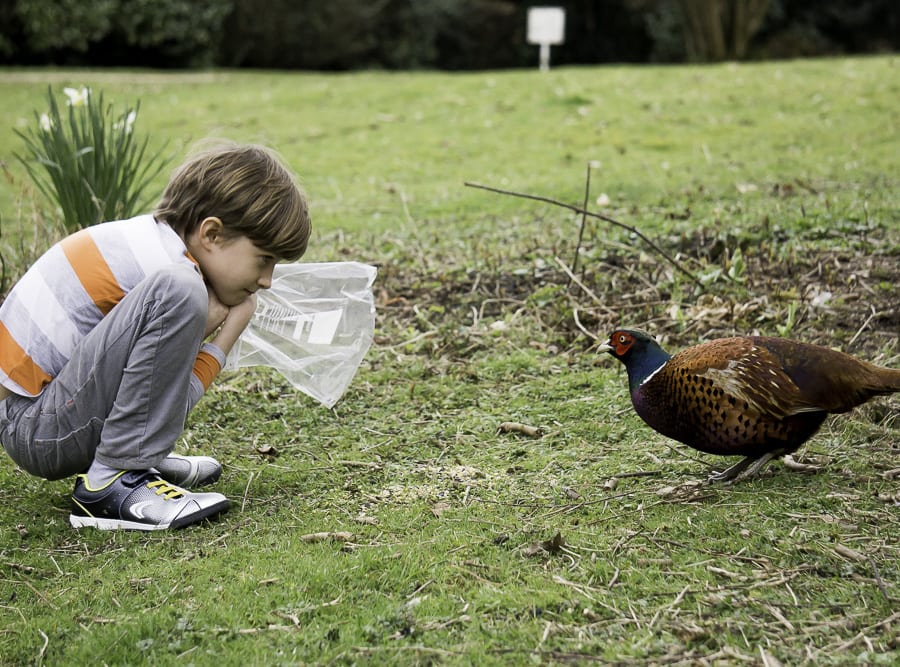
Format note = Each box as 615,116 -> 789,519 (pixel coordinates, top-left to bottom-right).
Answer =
36,628 -> 49,666
571,163 -> 593,279
553,256 -> 602,306
464,181 -> 705,289
572,308 -> 599,341
847,305 -> 877,349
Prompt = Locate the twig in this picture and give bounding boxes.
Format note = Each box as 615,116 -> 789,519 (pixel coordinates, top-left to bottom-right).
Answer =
464,181 -> 705,289
847,306 -> 877,349
304,596 -> 343,613
611,470 -> 662,479
607,568 -> 620,588
498,421 -> 543,438
759,646 -> 782,667
18,579 -> 57,610
0,604 -> 26,623
832,543 -> 866,562
350,646 -> 460,658
36,628 -> 49,665
241,471 -> 255,513
572,308 -> 599,341
570,162 -> 593,279
552,575 -> 627,618
553,256 -> 603,307
867,557 -> 893,603
825,610 -> 900,653
764,604 -> 796,631
408,581 -> 433,599
648,585 -> 690,629
384,330 -> 438,350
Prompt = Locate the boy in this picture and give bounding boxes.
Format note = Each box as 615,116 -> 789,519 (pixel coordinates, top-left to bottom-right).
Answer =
0,141 -> 311,531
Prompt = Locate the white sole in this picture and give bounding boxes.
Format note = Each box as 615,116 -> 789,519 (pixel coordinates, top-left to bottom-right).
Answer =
69,514 -> 171,531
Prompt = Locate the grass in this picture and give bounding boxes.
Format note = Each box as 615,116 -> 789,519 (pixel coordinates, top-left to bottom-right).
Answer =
1,58 -> 899,665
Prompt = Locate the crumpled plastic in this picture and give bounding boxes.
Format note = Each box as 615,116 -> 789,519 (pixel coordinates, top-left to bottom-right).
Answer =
224,262 -> 377,408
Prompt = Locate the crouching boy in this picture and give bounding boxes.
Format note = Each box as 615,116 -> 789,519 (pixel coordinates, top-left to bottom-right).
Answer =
0,141 -> 311,530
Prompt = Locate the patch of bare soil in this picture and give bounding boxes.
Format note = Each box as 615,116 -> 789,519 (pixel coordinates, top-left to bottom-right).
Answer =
376,226 -> 899,361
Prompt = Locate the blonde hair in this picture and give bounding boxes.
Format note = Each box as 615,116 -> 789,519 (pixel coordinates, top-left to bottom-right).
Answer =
155,141 -> 311,260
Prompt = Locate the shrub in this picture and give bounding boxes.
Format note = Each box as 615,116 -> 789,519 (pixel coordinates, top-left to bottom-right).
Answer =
14,86 -> 171,232
13,0 -> 117,55
114,0 -> 234,67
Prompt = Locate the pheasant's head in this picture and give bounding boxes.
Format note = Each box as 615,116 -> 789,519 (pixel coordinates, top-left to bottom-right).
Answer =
598,329 -> 671,392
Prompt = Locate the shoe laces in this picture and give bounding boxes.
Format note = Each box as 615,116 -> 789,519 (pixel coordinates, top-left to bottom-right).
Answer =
147,478 -> 185,500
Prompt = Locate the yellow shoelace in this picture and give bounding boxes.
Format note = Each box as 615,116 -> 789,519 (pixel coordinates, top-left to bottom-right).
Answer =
147,479 -> 185,500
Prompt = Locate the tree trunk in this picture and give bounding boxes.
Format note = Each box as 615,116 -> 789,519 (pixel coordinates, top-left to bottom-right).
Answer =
676,0 -> 770,61
728,0 -> 770,59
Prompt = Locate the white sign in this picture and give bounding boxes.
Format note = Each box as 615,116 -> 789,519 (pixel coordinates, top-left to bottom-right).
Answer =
527,7 -> 565,46
527,7 -> 565,71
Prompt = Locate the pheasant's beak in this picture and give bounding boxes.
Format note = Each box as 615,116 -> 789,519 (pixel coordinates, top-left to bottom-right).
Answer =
596,339 -> 613,353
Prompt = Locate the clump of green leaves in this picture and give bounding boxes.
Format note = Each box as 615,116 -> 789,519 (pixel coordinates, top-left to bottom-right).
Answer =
14,86 -> 170,232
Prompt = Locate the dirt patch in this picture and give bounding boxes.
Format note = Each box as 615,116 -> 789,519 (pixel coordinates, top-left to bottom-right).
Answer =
376,225 -> 900,360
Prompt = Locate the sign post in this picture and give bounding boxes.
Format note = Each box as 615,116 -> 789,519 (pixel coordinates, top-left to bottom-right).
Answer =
527,7 -> 565,71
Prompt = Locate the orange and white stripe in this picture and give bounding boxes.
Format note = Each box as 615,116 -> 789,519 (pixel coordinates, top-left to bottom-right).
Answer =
0,215 -> 217,397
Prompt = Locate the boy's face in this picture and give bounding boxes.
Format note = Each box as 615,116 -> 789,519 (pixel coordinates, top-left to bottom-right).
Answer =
188,218 -> 280,306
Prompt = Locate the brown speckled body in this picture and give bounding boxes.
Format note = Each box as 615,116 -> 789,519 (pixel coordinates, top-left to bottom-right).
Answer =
634,337 -> 835,457
602,330 -> 900,470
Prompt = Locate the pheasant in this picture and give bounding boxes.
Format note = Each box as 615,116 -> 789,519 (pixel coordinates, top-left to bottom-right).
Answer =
599,329 -> 900,482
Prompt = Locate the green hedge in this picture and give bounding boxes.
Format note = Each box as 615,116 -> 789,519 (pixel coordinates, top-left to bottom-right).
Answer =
0,0 -> 896,69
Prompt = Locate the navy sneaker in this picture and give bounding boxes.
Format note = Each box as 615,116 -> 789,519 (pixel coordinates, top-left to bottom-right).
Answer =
154,454 -> 222,488
70,470 -> 230,531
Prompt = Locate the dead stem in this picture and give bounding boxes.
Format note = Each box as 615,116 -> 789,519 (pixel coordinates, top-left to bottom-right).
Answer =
464,181 -> 707,289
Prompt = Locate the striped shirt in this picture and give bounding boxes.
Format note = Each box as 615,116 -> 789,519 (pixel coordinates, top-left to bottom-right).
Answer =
0,215 -> 221,398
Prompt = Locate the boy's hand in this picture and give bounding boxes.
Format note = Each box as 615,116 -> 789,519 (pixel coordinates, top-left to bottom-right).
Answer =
224,293 -> 258,331
205,288 -> 258,356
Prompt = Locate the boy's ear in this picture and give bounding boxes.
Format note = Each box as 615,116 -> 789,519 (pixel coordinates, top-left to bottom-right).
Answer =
197,217 -> 225,245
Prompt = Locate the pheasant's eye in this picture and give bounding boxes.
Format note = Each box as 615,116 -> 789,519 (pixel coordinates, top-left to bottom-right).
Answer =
618,335 -> 628,344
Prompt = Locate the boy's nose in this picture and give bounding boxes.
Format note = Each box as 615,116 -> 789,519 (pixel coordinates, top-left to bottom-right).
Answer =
258,267 -> 274,290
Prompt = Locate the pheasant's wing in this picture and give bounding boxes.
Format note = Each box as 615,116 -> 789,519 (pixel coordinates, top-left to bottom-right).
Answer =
752,337 -> 900,413
672,338 -> 822,419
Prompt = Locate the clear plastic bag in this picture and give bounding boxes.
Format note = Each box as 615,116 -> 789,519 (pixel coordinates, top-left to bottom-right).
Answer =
224,261 -> 377,408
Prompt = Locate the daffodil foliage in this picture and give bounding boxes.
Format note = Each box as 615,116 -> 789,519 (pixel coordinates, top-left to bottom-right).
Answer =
14,86 -> 170,231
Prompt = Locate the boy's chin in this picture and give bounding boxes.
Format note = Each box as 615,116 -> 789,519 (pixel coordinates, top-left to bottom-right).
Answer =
214,289 -> 253,307
223,295 -> 251,307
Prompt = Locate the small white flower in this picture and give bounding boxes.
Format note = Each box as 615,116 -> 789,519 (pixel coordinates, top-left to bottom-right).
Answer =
595,193 -> 611,206
39,113 -> 53,131
114,110 -> 137,134
63,86 -> 90,107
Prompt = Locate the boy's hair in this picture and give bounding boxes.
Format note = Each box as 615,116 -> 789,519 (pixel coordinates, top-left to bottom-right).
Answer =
154,141 -> 311,261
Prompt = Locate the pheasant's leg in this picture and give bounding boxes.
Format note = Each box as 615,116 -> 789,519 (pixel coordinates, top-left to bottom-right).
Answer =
707,452 -> 778,483
707,456 -> 755,482
729,452 -> 780,482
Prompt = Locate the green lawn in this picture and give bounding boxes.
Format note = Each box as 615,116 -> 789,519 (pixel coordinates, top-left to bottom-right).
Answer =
0,58 -> 898,665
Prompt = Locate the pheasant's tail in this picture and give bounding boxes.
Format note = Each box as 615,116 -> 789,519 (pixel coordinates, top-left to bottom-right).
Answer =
836,364 -> 900,412
785,359 -> 900,414
870,366 -> 900,393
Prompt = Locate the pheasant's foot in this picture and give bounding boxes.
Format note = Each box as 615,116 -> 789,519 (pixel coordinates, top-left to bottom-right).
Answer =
707,452 -> 778,484
707,457 -> 753,483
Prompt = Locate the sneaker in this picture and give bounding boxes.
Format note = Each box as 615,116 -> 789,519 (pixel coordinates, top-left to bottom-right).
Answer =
70,470 -> 230,531
154,454 -> 222,488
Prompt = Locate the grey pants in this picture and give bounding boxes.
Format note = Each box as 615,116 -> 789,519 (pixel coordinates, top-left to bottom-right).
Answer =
0,264 -> 207,480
